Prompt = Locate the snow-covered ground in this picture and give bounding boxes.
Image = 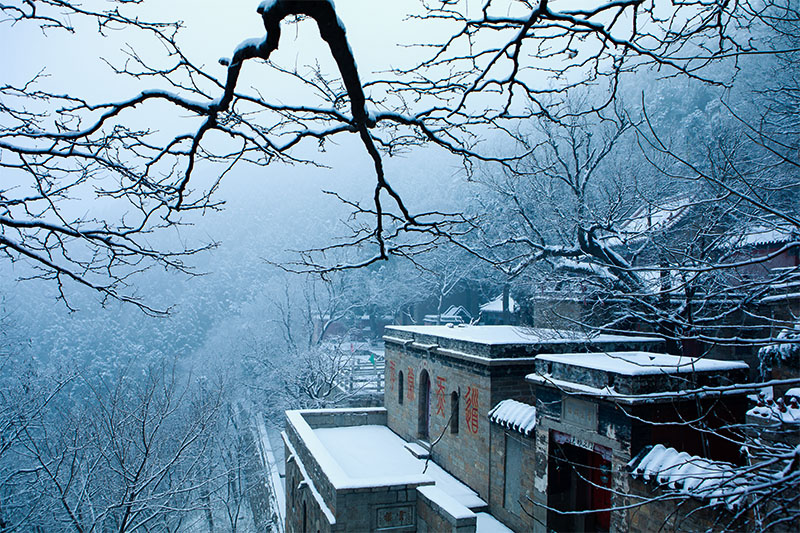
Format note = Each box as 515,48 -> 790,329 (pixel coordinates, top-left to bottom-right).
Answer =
476,512 -> 514,532
314,424 -> 486,509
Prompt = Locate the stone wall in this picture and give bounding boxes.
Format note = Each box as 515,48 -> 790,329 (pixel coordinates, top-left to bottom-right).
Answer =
529,381 -> 751,533
487,369 -> 535,408
627,478 -> 742,533
300,407 -> 387,429
283,422 -> 338,521
416,486 -> 477,533
530,387 -> 633,533
284,442 -> 335,533
384,342 -> 495,499
487,423 -> 537,531
335,486 -> 419,532
284,408 -> 425,533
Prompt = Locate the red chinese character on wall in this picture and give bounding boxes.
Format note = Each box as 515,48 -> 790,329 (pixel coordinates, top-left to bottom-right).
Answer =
407,367 -> 415,401
464,386 -> 479,433
435,376 -> 447,416
388,360 -> 396,392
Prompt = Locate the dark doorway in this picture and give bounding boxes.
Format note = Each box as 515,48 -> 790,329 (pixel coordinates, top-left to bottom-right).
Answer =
418,369 -> 431,440
547,432 -> 611,532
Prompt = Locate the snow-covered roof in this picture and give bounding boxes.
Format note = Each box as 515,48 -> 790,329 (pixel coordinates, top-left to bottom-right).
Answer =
423,305 -> 472,325
620,197 -> 692,236
385,325 -> 660,347
527,373 -> 752,404
550,257 -> 614,280
479,295 -> 519,313
535,351 -> 749,376
488,399 -> 536,436
748,403 -> 800,424
602,196 -> 693,247
628,444 -> 749,509
731,224 -> 797,248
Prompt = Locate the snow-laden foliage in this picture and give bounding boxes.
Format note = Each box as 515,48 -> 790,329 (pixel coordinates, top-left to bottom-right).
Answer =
759,325 -> 800,369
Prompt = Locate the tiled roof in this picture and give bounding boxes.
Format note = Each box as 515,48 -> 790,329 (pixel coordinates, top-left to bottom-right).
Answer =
488,399 -> 536,436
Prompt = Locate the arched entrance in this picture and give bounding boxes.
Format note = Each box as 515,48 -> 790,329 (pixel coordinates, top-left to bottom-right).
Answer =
418,369 -> 431,440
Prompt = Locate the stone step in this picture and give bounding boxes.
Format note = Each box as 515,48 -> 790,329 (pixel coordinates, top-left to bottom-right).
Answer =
404,441 -> 431,459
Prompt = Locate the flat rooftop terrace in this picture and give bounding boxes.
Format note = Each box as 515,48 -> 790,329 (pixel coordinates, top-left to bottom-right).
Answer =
528,351 -> 750,399
314,424 -> 485,509
384,325 -> 665,361
535,351 -> 749,376
284,408 -> 513,532
386,325 -> 661,346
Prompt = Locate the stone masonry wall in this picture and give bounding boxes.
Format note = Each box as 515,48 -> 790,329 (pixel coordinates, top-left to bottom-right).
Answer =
285,446 -> 334,533
627,478 -> 742,533
301,408 -> 387,429
284,408 -> 426,533
416,488 -> 477,533
532,389 -> 633,533
335,486 -> 420,532
488,370 -> 535,408
283,423 -> 338,520
488,423 -> 537,532
385,343 -> 493,499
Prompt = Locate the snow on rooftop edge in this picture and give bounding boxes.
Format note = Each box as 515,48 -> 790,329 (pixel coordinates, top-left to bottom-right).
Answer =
535,351 -> 748,376
628,444 -> 752,509
385,325 -> 662,346
479,294 -> 519,313
488,399 -> 536,436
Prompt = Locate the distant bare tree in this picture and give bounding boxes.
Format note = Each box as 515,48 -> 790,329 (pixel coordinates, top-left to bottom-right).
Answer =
0,356 -> 224,532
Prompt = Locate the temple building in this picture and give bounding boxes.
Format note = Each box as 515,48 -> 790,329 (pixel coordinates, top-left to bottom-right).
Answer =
282,325 -> 750,532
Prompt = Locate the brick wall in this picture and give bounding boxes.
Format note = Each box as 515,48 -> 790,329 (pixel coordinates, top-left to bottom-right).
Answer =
627,478 -> 742,533
285,456 -> 332,533
531,388 -> 633,533
384,343 -> 494,499
335,486 -> 419,532
416,486 -> 477,533
284,430 -> 338,533
284,408 -> 426,532
488,423 -> 537,531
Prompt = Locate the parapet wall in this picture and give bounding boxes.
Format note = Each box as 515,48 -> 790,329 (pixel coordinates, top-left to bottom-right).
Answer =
300,406 -> 388,429
284,407 -> 431,532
